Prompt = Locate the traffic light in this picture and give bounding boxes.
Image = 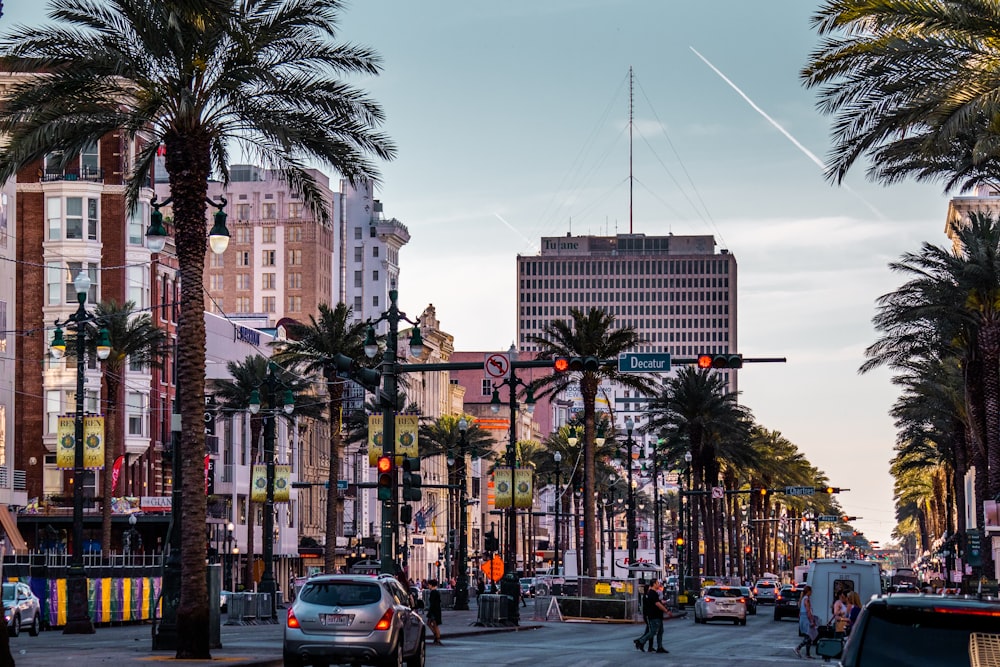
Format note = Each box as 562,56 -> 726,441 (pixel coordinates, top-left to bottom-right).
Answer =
332,353 -> 381,392
744,545 -> 752,555
696,353 -> 743,369
377,456 -> 393,501
841,515 -> 857,522
675,531 -> 684,549
401,457 -> 422,501
553,356 -> 599,372
485,530 -> 499,552
400,504 -> 413,524
448,529 -> 457,549
823,487 -> 842,494
759,488 -> 769,497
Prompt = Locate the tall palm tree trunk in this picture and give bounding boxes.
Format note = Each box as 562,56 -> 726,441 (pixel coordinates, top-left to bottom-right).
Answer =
581,380 -> 598,579
244,419 -> 261,589
166,129 -> 212,659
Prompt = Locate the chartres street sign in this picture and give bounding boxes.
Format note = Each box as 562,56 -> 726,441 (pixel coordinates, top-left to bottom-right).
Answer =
618,353 -> 671,373
784,486 -> 815,496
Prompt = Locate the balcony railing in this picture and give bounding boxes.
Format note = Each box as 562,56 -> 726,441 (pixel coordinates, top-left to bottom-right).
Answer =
40,167 -> 105,183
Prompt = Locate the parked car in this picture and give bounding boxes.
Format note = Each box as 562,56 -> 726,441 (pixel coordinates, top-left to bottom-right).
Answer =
283,573 -> 425,667
773,585 -> 802,621
2,582 -> 40,637
737,586 -> 758,615
693,586 -> 747,625
818,593 -> 1000,666
753,580 -> 780,605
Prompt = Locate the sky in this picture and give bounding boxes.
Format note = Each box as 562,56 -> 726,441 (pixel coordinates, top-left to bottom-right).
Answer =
4,1 -> 961,547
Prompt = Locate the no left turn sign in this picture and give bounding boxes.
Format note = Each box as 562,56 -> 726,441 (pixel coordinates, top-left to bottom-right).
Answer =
485,353 -> 510,379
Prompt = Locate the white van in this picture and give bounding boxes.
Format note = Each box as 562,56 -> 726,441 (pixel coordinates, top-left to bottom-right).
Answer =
806,558 -> 883,624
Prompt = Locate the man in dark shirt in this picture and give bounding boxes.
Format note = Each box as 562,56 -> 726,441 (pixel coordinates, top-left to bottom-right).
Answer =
633,580 -> 669,654
427,579 -> 442,645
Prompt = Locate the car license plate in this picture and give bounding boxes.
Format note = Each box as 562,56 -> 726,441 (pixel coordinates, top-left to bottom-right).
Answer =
320,613 -> 352,626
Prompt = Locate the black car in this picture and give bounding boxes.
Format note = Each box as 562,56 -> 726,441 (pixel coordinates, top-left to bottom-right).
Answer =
819,594 -> 1000,666
737,586 -> 758,615
773,585 -> 801,621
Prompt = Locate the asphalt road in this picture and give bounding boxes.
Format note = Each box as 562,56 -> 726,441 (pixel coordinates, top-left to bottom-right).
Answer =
5,604 -> 811,666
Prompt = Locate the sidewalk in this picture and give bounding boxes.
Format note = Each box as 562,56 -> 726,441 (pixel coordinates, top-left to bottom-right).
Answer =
8,602 -> 543,666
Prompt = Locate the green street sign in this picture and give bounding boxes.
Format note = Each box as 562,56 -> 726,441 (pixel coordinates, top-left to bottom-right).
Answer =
618,353 -> 671,373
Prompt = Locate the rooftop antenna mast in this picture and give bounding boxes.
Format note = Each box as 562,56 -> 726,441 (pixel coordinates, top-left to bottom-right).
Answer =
629,66 -> 634,235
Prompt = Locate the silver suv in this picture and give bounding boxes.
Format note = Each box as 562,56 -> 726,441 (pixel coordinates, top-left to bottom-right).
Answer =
283,573 -> 426,667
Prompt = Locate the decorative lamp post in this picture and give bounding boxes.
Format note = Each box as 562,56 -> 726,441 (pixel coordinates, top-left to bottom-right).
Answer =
365,289 -> 424,575
623,417 -> 638,570
225,522 -> 235,591
489,345 -> 536,576
51,269 -> 111,635
247,364 -> 294,621
553,450 -> 562,576
651,437 -> 662,569
453,418 -> 471,611
684,450 -> 694,581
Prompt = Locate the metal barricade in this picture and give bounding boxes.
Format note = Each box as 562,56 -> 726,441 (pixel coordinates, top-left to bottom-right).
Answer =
240,592 -> 259,624
475,593 -> 511,626
257,592 -> 275,623
224,592 -> 244,625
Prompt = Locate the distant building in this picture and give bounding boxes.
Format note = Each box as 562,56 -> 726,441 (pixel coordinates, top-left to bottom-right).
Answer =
945,184 -> 1000,254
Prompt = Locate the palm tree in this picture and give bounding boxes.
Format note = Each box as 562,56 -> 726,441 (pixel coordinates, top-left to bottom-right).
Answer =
528,307 -> 658,578
0,2 -> 393,655
645,366 -> 752,578
211,355 -> 322,590
71,300 -> 168,554
273,303 -> 372,573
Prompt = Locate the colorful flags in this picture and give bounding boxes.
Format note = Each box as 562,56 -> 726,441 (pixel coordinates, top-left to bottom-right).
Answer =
368,415 -> 383,466
111,455 -> 124,495
395,414 -> 419,458
513,468 -> 533,509
494,468 -> 512,509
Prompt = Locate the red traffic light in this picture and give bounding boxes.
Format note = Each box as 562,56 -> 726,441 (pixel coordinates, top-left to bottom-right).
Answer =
553,357 -> 570,372
697,354 -> 713,369
697,353 -> 742,369
377,456 -> 392,474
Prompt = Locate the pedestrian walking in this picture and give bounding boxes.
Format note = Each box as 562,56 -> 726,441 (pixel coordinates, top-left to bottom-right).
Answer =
633,580 -> 669,654
794,584 -> 819,659
846,590 -> 862,635
426,579 -> 443,645
832,590 -> 850,636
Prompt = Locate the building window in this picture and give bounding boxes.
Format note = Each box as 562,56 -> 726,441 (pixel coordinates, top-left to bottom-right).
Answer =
210,252 -> 225,268
262,250 -> 276,266
236,297 -> 251,313
481,379 -> 492,397
262,203 -> 276,219
65,262 -> 98,304
354,270 -> 362,288
262,296 -> 276,313
373,246 -> 379,257
354,246 -> 363,262
235,227 -> 251,244
128,201 -> 147,245
236,203 -> 251,219
209,274 -> 223,290
235,251 -> 249,266
262,273 -> 276,289
46,390 -> 61,434
288,249 -> 301,265
127,265 -> 149,309
372,295 -> 379,307
127,391 -> 146,436
288,203 -> 301,218
287,273 -> 302,289
288,295 -> 301,312
80,141 -> 99,175
354,296 -> 362,312
236,273 -> 252,290
287,225 -> 302,242
262,226 -> 276,243
354,227 -> 362,240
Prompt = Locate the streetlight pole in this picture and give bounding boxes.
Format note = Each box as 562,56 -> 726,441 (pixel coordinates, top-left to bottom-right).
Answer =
248,363 -> 294,622
453,418 -> 471,611
225,522 -> 235,592
684,451 -> 694,581
651,437 -> 661,569
623,417 -> 638,570
51,270 -> 111,635
489,348 -> 535,577
365,288 -> 423,576
553,450 -> 562,576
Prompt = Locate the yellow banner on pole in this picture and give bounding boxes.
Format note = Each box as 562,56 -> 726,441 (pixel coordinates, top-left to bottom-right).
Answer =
274,465 -> 291,502
513,467 -> 533,509
368,415 -> 383,467
251,465 -> 267,502
395,414 -> 419,458
57,416 -> 75,469
494,468 -> 512,509
83,416 -> 105,469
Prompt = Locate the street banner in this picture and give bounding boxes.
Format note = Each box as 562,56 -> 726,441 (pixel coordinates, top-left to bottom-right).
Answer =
395,414 -> 419,458
494,467 -> 512,509
57,416 -> 74,469
251,464 -> 267,502
368,415 -> 383,466
83,415 -> 105,468
274,465 -> 291,502
111,455 -> 124,494
513,467 -> 533,509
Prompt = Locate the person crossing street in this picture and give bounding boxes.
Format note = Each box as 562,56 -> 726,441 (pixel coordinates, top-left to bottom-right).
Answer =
633,580 -> 669,654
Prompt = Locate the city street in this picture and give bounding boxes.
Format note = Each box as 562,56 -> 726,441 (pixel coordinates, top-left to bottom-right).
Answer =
4,606 -> 813,666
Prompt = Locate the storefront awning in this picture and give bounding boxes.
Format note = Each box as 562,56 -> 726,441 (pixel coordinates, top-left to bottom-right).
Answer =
0,504 -> 27,554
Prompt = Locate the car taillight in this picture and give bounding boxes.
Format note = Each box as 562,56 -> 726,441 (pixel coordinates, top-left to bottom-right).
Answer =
703,596 -> 714,603
374,607 -> 394,631
931,606 -> 1000,617
776,595 -> 783,601
752,588 -> 757,594
286,608 -> 300,629
739,597 -> 746,604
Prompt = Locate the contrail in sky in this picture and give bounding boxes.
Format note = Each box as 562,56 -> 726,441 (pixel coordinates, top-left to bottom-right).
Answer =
495,213 -> 539,252
689,46 -> 886,220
